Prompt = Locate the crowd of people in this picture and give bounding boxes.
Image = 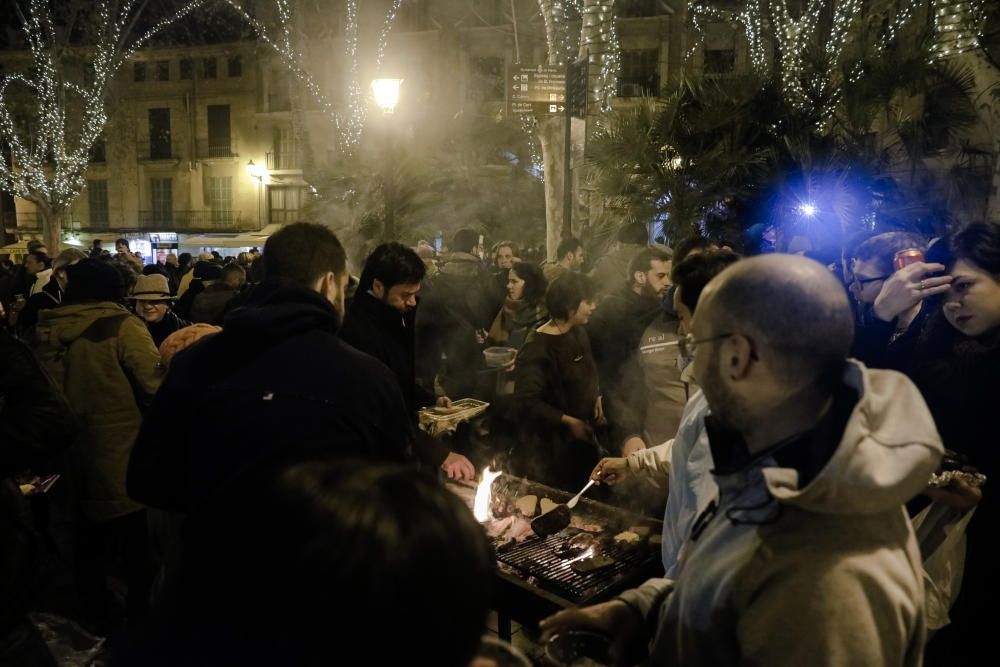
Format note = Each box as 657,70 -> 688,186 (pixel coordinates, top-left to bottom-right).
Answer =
0,218 -> 996,666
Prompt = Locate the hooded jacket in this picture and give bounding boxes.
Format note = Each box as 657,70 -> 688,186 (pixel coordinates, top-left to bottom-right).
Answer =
127,279 -> 412,514
32,302 -> 162,523
619,361 -> 942,667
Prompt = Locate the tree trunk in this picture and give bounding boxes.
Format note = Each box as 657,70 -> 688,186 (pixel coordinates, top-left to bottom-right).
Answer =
538,116 -> 568,258
41,207 -> 62,255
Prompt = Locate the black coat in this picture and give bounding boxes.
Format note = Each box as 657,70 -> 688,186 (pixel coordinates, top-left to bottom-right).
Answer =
0,330 -> 77,633
144,310 -> 190,349
126,279 -> 413,514
341,291 -> 449,467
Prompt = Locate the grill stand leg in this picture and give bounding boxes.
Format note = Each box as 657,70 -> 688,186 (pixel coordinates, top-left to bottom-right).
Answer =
497,611 -> 513,641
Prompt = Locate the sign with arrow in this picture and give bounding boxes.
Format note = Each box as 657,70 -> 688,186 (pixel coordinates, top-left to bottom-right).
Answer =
506,64 -> 568,117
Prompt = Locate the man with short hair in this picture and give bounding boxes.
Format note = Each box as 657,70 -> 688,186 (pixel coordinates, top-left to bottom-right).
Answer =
543,237 -> 585,283
17,248 -> 87,332
115,237 -> 143,272
587,247 -> 678,456
546,254 -> 942,667
341,243 -> 476,481
589,222 -> 651,297
90,239 -> 104,258
24,251 -> 52,297
127,223 -> 412,514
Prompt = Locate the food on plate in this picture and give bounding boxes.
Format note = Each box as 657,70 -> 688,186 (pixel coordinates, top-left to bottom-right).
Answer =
613,531 -> 641,545
571,553 -> 616,574
515,495 -> 538,517
539,498 -> 559,515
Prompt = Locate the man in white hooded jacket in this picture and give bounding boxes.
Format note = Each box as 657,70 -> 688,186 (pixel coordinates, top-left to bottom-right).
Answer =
543,255 -> 943,667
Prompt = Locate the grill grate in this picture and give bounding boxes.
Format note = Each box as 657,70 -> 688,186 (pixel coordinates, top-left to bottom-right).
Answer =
496,530 -> 658,605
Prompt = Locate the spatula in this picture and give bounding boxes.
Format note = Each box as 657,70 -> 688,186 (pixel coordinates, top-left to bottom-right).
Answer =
530,480 -> 596,538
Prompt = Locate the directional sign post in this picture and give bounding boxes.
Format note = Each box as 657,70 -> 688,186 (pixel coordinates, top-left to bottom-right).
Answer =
506,64 -> 568,117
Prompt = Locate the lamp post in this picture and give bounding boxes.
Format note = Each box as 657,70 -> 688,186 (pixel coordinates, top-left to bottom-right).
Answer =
246,159 -> 267,230
371,78 -> 403,240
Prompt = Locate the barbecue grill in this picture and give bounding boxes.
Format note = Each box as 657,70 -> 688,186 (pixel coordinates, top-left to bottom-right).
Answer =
448,474 -> 664,640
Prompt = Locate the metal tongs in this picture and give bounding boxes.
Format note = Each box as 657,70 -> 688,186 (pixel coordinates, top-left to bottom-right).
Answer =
530,480 -> 596,538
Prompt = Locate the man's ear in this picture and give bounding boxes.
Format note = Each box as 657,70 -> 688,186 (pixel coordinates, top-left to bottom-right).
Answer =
634,271 -> 647,286
372,278 -> 385,299
727,335 -> 755,381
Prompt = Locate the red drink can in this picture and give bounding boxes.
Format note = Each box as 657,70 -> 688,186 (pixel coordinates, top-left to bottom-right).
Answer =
893,248 -> 924,271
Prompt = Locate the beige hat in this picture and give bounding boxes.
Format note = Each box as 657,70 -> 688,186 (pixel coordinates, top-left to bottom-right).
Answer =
129,274 -> 173,301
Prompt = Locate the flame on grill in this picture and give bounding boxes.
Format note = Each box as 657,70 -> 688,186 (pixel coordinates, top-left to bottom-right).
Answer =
473,467 -> 502,522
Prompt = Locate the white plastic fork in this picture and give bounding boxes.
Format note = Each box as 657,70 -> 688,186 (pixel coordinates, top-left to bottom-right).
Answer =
566,479 -> 596,509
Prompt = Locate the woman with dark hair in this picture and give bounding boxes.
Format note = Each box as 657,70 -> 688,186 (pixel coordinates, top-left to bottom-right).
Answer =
902,223 -> 999,665
136,461 -> 494,667
512,272 -> 604,490
486,261 -> 548,350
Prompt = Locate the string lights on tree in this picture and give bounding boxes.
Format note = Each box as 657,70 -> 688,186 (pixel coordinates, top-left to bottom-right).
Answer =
686,1 -> 929,117
224,0 -> 402,153
0,0 -> 205,252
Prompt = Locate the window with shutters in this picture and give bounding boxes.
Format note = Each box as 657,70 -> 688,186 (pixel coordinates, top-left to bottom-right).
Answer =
207,176 -> 233,226
88,180 -> 109,226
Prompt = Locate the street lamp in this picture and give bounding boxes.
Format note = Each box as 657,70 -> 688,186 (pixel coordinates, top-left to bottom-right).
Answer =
246,159 -> 268,230
371,78 -> 403,240
371,78 -> 403,115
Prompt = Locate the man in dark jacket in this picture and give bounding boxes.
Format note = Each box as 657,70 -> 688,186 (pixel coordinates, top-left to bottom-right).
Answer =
127,223 -> 412,514
416,229 -> 495,399
587,247 -> 676,455
1,328 -> 78,665
341,243 -> 476,481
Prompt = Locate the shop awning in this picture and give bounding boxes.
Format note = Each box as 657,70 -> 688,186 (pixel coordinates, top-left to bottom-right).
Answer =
181,224 -> 281,249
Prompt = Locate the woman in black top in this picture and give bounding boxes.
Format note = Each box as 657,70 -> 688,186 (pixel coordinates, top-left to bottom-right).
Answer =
512,272 -> 605,490
904,224 -> 1000,665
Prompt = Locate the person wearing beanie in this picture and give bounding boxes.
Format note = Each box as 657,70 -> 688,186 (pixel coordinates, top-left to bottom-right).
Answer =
174,260 -> 221,320
176,252 -> 214,298
31,258 -> 162,632
130,274 -> 191,348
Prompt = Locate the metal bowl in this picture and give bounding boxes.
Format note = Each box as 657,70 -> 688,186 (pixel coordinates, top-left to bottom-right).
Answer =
544,630 -> 612,666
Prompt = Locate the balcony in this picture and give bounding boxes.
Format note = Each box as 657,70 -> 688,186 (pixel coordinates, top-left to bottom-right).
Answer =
266,150 -> 300,171
136,210 -> 248,232
2,212 -> 93,233
196,138 -> 239,160
137,140 -> 178,162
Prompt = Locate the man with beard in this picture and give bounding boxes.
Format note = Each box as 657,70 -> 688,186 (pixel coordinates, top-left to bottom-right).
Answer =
587,247 -> 678,456
341,242 -> 476,481
544,254 -> 942,667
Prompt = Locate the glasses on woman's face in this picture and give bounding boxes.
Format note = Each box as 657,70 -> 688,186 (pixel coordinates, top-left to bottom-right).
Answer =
139,301 -> 167,310
671,332 -> 735,358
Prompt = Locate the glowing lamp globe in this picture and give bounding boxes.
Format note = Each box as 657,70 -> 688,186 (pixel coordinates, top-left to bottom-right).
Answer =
798,203 -> 818,217
371,78 -> 403,114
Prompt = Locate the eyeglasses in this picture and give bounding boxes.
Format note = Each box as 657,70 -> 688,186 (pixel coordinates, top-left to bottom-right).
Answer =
850,275 -> 890,288
139,301 -> 168,309
667,332 -> 735,358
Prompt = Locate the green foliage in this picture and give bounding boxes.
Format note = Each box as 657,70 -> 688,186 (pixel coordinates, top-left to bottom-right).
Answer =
586,35 -> 985,252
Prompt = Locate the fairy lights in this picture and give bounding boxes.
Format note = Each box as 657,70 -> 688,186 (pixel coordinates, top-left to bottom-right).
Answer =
687,1 -> 934,117
0,0 -> 204,245
223,0 -> 402,153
